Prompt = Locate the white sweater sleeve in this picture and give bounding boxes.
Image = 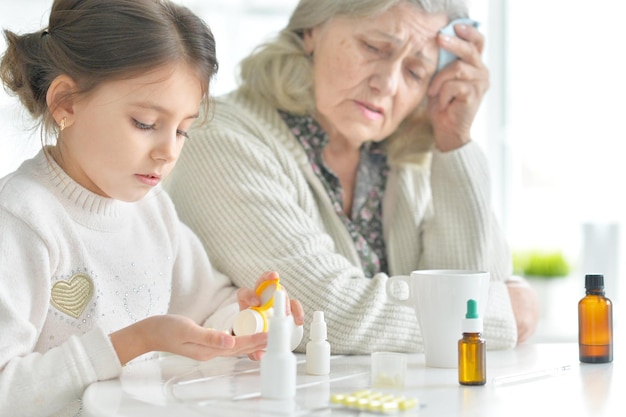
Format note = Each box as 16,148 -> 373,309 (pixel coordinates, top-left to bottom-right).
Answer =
0,209 -> 121,417
167,220 -> 239,332
0,328 -> 121,417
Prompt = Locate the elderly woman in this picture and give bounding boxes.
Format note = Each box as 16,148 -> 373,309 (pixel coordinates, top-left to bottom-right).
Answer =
167,0 -> 539,353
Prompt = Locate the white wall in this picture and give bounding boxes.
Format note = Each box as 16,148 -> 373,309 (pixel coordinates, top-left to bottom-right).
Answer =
505,0 -> 626,291
0,0 -> 52,177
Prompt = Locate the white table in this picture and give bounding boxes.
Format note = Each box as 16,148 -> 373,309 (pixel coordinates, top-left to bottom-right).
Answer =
83,342 -> 620,417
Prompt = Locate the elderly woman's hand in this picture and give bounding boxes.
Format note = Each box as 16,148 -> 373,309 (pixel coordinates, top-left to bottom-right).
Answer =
427,23 -> 489,152
506,277 -> 540,344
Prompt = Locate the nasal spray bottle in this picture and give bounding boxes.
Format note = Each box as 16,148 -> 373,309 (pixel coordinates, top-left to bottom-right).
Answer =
261,289 -> 297,399
232,276 -> 303,351
306,311 -> 331,375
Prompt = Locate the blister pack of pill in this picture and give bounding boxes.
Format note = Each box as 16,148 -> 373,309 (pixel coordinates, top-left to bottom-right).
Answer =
330,389 -> 420,414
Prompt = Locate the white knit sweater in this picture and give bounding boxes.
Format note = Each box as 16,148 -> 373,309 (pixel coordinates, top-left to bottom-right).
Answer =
0,150 -> 239,417
166,90 -> 517,354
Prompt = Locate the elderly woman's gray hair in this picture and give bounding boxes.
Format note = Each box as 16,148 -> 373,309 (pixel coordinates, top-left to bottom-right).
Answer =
287,0 -> 467,33
239,0 -> 468,164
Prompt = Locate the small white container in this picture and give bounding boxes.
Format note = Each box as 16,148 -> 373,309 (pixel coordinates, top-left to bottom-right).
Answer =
370,352 -> 407,389
306,311 -> 331,375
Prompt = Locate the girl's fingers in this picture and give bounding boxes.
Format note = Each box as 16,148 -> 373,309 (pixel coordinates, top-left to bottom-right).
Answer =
237,287 -> 260,310
182,331 -> 268,361
290,299 -> 305,325
239,271 -> 280,309
253,271 -> 280,288
233,332 -> 268,355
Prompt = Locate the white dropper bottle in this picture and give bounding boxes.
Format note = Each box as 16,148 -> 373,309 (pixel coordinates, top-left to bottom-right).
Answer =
260,289 -> 297,399
306,311 -> 331,375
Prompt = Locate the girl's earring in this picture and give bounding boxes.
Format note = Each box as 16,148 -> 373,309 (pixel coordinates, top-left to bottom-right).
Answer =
59,117 -> 66,132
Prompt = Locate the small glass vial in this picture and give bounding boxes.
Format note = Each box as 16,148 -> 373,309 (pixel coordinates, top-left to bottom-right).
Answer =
578,274 -> 613,363
458,299 -> 486,385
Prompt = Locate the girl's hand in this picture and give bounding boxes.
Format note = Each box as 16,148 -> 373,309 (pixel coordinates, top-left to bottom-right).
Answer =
236,271 -> 305,360
236,271 -> 305,324
110,314 -> 268,365
427,23 -> 489,152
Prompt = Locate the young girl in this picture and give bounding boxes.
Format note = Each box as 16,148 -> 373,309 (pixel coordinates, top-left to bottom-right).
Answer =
0,1 -> 303,416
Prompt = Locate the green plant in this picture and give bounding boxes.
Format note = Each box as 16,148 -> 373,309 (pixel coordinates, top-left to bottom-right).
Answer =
512,250 -> 570,278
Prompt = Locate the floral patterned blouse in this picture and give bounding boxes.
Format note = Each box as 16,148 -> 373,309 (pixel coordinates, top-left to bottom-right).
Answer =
279,111 -> 390,277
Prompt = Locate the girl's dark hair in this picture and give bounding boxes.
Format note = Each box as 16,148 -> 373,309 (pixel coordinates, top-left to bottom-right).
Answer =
0,0 -> 218,136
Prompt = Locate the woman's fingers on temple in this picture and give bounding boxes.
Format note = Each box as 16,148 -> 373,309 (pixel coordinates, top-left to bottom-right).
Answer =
455,23 -> 484,54
430,25 -> 485,97
430,60 -> 488,112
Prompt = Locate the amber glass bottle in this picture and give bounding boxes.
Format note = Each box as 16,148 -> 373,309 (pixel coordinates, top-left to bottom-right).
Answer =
578,274 -> 613,363
458,299 -> 486,385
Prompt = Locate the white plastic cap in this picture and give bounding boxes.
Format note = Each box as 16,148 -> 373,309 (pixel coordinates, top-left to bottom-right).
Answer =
291,322 -> 304,351
233,309 -> 265,336
462,316 -> 483,333
461,299 -> 483,333
232,308 -> 303,351
310,311 -> 327,340
273,289 -> 287,318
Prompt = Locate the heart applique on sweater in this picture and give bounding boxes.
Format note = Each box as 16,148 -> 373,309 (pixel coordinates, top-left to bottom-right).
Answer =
50,273 -> 94,319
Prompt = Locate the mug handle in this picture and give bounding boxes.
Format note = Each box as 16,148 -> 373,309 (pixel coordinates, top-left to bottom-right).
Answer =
385,275 -> 412,307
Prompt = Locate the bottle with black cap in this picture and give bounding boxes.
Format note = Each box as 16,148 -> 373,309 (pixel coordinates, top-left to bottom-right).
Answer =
578,273 -> 613,363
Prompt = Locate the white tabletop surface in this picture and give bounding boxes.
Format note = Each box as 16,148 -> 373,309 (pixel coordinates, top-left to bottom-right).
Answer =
83,342 -> 620,417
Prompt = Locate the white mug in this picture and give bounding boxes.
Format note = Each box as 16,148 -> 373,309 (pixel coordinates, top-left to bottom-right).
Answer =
386,270 -> 490,368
